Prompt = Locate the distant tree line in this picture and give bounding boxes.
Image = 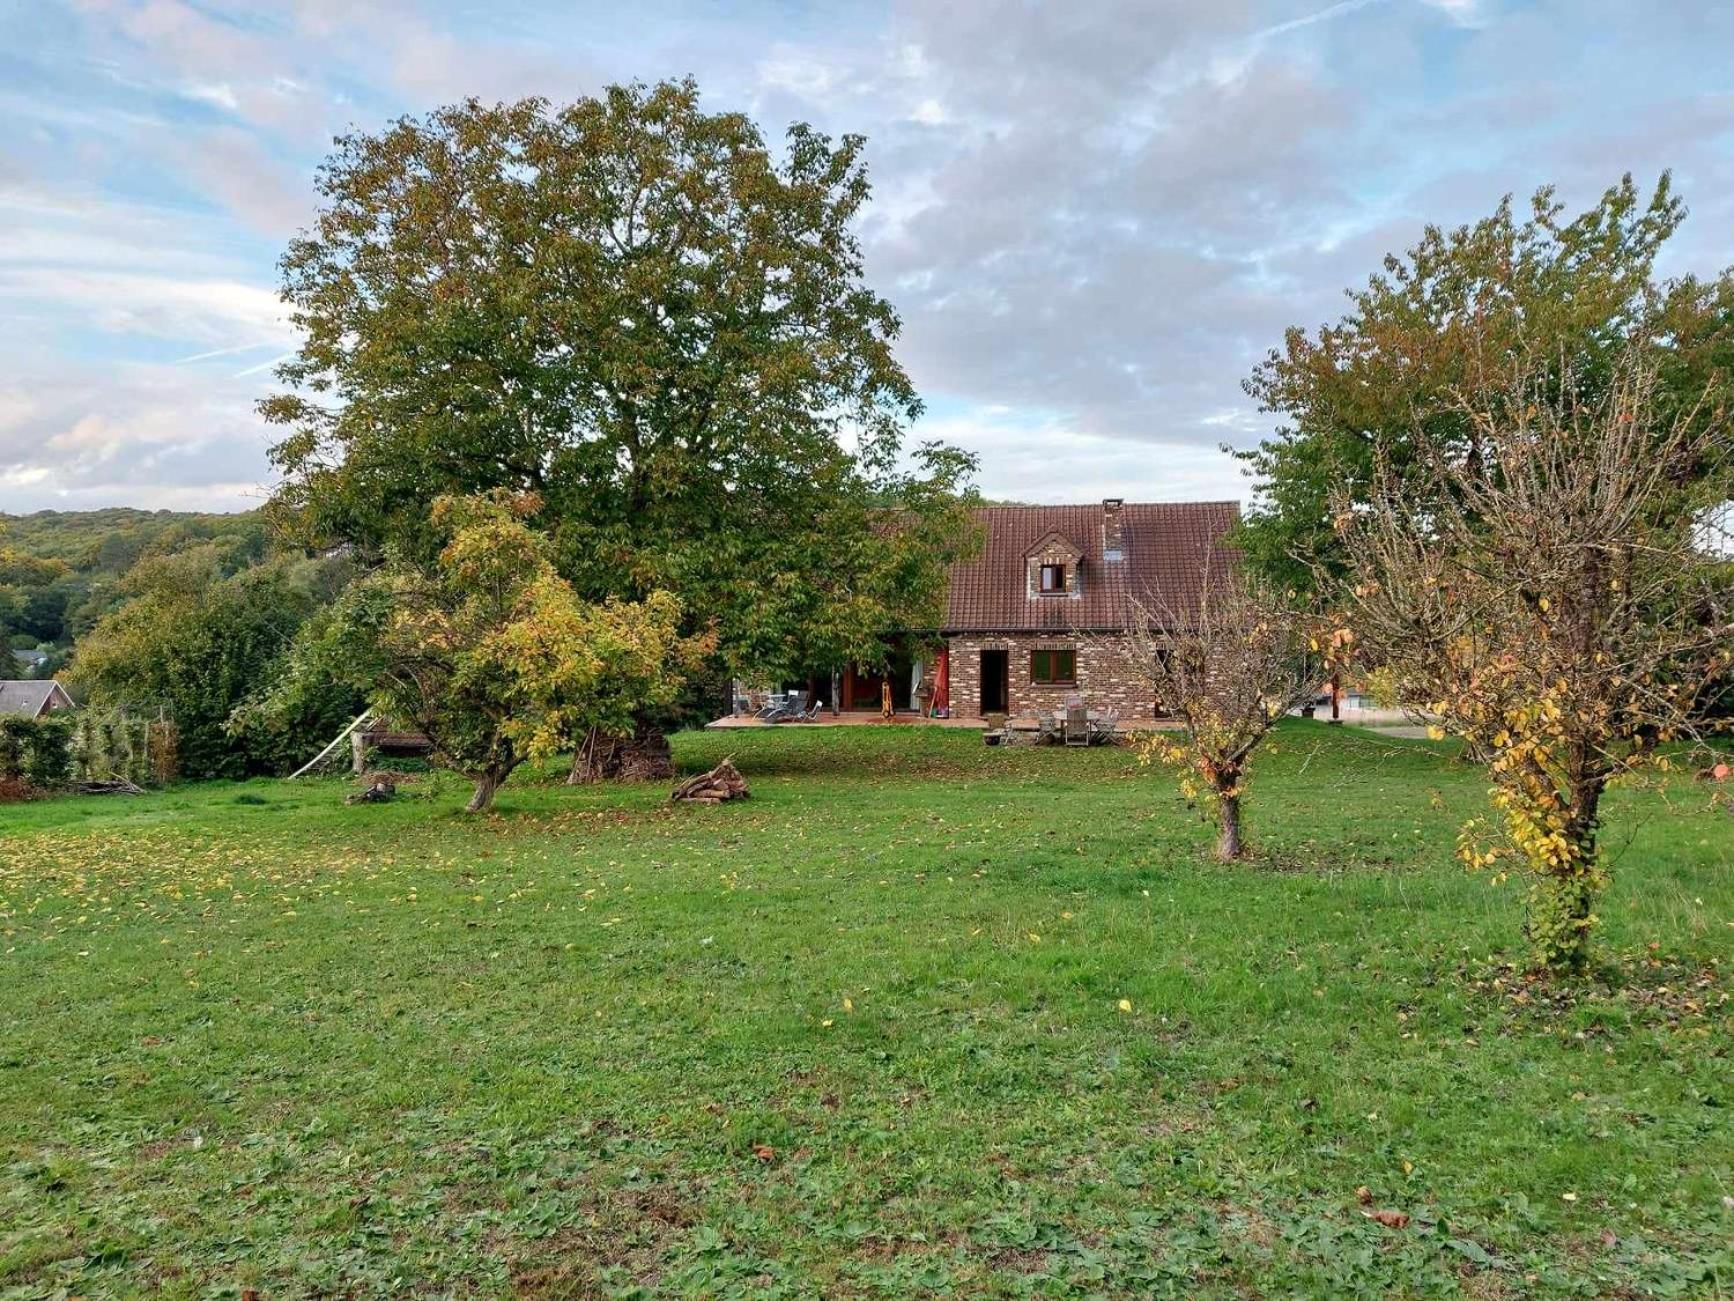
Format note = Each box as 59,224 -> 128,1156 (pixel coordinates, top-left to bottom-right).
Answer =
0,509 -> 264,678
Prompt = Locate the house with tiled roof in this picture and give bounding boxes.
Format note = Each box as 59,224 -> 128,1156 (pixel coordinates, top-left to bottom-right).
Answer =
936,498 -> 1237,720
823,498 -> 1238,721
0,680 -> 75,721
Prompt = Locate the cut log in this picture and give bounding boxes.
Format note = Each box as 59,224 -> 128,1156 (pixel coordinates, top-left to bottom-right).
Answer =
71,778 -> 147,795
344,773 -> 397,805
670,758 -> 749,803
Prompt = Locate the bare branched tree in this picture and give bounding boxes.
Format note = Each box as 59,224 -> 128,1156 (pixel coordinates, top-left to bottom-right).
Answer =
1337,346 -> 1732,970
1110,563 -> 1322,861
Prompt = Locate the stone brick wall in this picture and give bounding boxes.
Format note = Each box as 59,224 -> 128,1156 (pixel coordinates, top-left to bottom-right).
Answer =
1025,538 -> 1083,599
947,633 -> 1159,720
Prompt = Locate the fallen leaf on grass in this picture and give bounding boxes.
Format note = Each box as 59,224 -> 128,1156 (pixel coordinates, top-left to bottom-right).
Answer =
753,1145 -> 776,1162
1355,1185 -> 1372,1205
1363,1208 -> 1410,1229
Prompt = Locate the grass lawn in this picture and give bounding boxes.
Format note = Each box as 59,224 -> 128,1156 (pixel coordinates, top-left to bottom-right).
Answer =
1,722 -> 1729,1297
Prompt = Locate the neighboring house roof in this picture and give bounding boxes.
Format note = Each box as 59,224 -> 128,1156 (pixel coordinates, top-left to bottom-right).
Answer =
943,500 -> 1239,633
0,680 -> 74,719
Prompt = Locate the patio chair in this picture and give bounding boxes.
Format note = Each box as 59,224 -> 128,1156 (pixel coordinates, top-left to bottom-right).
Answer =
1065,701 -> 1090,746
1090,708 -> 1120,744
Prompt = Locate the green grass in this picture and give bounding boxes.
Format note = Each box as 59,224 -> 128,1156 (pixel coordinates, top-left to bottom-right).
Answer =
1,722 -> 1729,1297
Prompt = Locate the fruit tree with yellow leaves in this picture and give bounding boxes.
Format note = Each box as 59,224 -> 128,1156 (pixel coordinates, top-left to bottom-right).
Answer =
1336,345 -> 1732,971
364,492 -> 710,813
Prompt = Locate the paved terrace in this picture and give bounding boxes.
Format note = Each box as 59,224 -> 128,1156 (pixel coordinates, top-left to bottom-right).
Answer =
706,711 -> 1178,732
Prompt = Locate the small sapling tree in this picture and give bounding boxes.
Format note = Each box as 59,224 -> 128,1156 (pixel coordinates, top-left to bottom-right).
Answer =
1337,347 -> 1732,971
1116,564 -> 1321,861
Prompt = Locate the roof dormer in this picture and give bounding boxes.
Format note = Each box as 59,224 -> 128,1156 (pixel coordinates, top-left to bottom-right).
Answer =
1025,529 -> 1084,598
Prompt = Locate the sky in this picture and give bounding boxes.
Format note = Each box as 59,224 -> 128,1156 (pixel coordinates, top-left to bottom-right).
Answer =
4,1 -> 1734,514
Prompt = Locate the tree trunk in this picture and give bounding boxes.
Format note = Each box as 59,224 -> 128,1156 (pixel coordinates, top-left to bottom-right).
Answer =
465,763 -> 513,813
1216,790 -> 1244,861
1534,777 -> 1606,973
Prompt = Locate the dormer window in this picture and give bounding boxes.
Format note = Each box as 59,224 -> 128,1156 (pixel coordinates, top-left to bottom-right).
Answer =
1025,530 -> 1084,599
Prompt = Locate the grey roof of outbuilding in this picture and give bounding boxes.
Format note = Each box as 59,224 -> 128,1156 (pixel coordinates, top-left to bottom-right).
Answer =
0,680 -> 69,717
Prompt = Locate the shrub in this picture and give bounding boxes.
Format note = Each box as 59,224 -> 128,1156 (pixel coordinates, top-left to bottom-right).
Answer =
0,714 -> 73,787
66,549 -> 357,779
68,708 -> 179,786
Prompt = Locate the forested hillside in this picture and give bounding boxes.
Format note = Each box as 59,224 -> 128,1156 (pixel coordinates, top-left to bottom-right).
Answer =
0,509 -> 264,673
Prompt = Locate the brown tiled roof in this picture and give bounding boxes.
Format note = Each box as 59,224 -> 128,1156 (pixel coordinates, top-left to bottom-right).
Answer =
942,501 -> 1239,633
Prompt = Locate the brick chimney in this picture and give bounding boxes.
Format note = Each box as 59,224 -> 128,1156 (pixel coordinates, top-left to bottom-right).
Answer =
1102,498 -> 1125,561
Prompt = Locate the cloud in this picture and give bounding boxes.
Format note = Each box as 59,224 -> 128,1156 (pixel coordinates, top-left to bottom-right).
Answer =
913,410 -> 1247,505
0,357 -> 274,512
8,0 -> 1734,512
165,126 -> 312,236
0,265 -> 288,347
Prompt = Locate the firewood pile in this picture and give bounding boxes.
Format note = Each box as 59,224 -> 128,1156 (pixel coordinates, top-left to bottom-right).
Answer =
572,726 -> 674,783
670,758 -> 749,804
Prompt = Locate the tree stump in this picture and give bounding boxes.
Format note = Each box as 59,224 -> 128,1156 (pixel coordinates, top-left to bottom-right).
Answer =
345,774 -> 396,804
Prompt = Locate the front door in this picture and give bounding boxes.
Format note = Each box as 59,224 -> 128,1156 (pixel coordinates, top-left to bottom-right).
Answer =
980,649 -> 1009,714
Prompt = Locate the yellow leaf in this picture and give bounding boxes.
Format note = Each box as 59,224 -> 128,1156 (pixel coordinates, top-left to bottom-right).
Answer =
1117,998 -> 1133,1013
842,997 -> 853,1013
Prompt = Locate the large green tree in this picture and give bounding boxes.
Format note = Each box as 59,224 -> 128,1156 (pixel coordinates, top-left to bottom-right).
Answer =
1236,174 -> 1734,591
264,80 -> 978,702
